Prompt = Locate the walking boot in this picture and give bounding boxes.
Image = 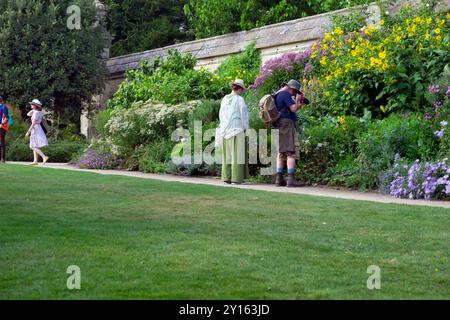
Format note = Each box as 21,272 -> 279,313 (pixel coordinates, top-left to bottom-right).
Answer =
287,174 -> 305,187
275,173 -> 287,187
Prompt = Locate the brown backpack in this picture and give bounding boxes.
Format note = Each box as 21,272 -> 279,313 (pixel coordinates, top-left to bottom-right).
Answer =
258,94 -> 282,125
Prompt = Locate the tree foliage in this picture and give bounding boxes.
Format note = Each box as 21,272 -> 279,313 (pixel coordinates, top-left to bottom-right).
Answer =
0,0 -> 107,122
104,0 -> 193,57
183,0 -> 372,39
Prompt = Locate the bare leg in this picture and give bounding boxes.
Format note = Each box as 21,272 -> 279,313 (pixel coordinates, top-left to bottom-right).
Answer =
35,148 -> 49,164
31,150 -> 39,165
287,157 -> 296,171
34,148 -> 44,160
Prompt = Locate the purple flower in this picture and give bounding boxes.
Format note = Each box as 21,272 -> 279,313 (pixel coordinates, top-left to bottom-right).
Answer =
446,86 -> 450,98
428,84 -> 440,94
424,112 -> 433,120
303,62 -> 313,75
253,50 -> 311,89
435,129 -> 445,139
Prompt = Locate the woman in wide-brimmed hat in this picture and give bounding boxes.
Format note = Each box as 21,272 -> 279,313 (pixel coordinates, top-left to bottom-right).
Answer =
217,79 -> 249,184
25,99 -> 49,165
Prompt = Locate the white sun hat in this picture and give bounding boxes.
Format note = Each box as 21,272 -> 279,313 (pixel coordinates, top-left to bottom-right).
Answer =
231,79 -> 246,90
29,99 -> 43,107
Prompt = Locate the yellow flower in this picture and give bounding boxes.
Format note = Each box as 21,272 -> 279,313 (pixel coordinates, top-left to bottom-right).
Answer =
378,51 -> 387,59
324,92 -> 331,97
447,13 -> 450,20
345,63 -> 352,72
322,44 -> 329,51
324,33 -> 333,41
334,27 -> 344,36
380,19 -> 385,26
326,75 -> 333,81
380,105 -> 387,113
320,56 -> 328,66
338,116 -> 346,125
435,28 -> 441,35
343,88 -> 350,95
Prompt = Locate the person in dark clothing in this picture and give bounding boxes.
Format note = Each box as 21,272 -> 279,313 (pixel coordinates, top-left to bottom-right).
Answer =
273,80 -> 308,187
0,96 -> 11,163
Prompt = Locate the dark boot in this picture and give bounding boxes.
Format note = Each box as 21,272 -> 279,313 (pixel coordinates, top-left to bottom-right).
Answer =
287,174 -> 305,187
275,173 -> 287,187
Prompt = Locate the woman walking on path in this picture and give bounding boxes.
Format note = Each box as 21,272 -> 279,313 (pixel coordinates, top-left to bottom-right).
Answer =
218,79 -> 250,185
25,99 -> 49,165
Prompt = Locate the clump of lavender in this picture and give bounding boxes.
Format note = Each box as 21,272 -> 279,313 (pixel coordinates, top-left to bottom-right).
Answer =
389,157 -> 450,200
76,145 -> 124,170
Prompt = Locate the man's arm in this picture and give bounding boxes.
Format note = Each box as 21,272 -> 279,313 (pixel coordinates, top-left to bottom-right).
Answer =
288,94 -> 305,113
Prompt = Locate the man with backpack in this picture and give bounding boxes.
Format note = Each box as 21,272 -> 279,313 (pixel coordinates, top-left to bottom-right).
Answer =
0,95 -> 11,163
259,79 -> 308,187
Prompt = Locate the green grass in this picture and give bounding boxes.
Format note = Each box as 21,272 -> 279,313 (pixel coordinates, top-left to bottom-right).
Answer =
0,164 -> 449,299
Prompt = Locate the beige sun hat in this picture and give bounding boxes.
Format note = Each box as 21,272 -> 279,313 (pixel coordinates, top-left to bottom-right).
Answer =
231,79 -> 246,90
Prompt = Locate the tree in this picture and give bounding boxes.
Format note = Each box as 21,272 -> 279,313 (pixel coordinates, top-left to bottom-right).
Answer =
104,0 -> 193,57
0,0 -> 107,124
183,0 -> 312,39
184,0 -> 373,39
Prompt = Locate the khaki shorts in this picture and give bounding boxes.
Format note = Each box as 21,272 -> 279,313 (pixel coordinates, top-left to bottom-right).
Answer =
278,133 -> 300,160
274,118 -> 300,160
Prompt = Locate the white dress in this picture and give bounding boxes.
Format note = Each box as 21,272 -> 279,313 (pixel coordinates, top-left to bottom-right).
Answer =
29,110 -> 48,149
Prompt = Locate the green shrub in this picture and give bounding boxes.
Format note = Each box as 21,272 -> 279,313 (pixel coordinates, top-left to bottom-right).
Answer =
216,41 -> 261,88
355,114 -> 439,189
106,100 -> 200,152
6,139 -> 87,162
137,140 -> 173,174
108,49 -> 225,108
297,115 -> 365,185
92,109 -> 112,138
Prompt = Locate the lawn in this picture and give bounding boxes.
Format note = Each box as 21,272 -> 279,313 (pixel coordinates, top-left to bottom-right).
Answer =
0,164 -> 449,299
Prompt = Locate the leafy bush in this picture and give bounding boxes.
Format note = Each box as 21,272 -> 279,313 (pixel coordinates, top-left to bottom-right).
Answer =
108,50 -> 222,108
216,42 -> 261,88
137,139 -> 173,174
297,115 -> 365,185
106,100 -> 200,151
355,114 -> 440,189
6,139 -> 87,162
167,158 -> 220,176
108,44 -> 262,110
92,108 -> 113,138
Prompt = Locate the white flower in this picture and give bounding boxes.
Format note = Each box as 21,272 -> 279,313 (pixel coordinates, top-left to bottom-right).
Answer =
440,121 -> 448,127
